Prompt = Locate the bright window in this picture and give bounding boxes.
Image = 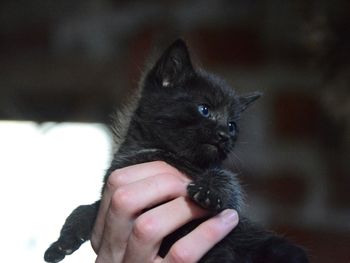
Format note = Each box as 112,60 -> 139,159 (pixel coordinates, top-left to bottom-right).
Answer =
0,121 -> 112,262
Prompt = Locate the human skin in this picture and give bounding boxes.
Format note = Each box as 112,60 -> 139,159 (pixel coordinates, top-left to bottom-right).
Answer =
91,161 -> 239,263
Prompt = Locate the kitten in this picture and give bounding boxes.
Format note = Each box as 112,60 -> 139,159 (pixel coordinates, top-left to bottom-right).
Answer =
44,39 -> 308,263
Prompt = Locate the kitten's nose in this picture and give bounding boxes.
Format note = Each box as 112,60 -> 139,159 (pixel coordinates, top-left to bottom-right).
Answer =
217,130 -> 229,142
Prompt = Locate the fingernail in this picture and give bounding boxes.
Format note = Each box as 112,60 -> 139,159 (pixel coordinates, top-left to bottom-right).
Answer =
219,209 -> 238,225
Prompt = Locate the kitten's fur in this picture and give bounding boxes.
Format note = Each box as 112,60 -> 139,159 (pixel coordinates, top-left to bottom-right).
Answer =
44,40 -> 308,263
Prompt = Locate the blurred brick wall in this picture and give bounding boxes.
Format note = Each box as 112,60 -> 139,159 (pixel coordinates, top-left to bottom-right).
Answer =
0,0 -> 349,262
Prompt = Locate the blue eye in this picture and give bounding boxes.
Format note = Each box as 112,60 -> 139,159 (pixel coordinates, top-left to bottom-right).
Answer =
198,105 -> 210,117
228,121 -> 237,135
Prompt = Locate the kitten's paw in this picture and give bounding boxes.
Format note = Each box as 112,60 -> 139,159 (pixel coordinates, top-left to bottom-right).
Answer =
187,182 -> 223,211
44,241 -> 66,263
44,203 -> 98,262
44,236 -> 85,263
187,169 -> 243,212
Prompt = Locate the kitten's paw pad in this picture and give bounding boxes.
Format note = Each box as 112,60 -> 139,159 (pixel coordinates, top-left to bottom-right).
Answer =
187,183 -> 222,211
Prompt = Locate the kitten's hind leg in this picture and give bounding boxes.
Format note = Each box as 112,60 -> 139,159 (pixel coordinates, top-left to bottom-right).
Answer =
44,200 -> 100,263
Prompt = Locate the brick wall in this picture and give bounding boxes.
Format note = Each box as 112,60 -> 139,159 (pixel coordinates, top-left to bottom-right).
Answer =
0,0 -> 349,261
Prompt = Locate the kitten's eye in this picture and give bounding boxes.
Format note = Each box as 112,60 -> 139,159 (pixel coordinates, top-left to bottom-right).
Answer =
198,105 -> 210,117
228,121 -> 237,135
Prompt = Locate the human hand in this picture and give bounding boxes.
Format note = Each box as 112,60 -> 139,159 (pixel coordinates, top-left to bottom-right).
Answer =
91,161 -> 239,263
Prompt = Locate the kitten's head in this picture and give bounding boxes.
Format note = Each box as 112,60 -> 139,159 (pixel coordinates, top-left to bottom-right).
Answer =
134,39 -> 260,166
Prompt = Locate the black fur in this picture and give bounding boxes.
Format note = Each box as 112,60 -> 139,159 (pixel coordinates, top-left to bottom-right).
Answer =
44,39 -> 308,263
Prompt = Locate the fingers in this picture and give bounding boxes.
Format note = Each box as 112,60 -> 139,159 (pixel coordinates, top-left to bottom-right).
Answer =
98,174 -> 190,259
108,161 -> 188,187
123,197 -> 207,263
162,209 -> 239,263
91,161 -> 188,252
93,162 -> 190,262
109,173 -> 189,214
92,161 -> 240,263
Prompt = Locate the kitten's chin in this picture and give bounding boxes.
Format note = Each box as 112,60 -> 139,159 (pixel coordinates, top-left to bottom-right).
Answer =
198,144 -> 226,163
203,144 -> 219,154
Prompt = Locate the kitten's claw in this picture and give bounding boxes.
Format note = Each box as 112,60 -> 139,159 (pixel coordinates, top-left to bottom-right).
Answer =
216,199 -> 222,210
193,191 -> 200,201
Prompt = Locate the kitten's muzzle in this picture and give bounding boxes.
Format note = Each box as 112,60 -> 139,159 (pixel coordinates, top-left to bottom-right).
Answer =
217,130 -> 230,142
203,141 -> 229,158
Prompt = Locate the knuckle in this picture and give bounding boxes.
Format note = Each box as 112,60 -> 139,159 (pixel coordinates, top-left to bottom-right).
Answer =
153,161 -> 176,174
153,160 -> 169,169
168,244 -> 193,263
153,161 -> 189,183
107,170 -> 128,190
110,187 -> 132,213
132,214 -> 158,242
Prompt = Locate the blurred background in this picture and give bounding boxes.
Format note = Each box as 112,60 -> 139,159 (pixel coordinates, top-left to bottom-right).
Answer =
0,0 -> 349,262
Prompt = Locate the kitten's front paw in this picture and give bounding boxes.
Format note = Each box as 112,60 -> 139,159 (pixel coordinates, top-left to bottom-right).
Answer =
187,169 -> 242,212
187,182 -> 223,211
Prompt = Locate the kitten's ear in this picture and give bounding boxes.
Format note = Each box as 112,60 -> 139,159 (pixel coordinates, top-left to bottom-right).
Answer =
238,92 -> 262,112
153,39 -> 194,87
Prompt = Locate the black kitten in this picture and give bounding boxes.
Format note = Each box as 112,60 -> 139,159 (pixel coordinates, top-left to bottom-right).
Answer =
44,39 -> 308,263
